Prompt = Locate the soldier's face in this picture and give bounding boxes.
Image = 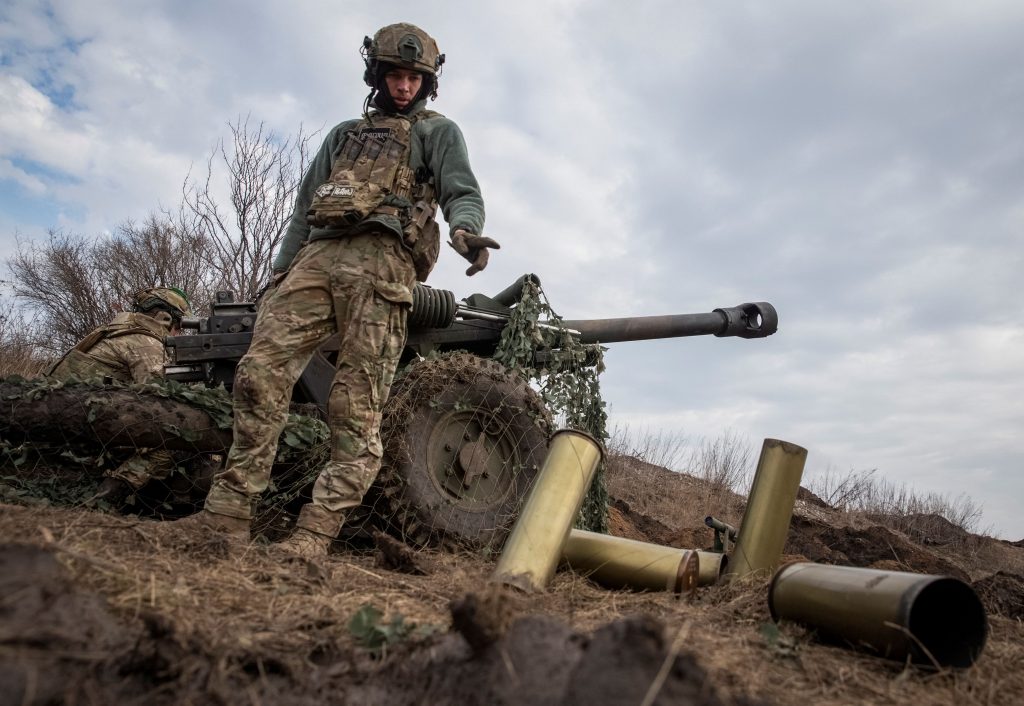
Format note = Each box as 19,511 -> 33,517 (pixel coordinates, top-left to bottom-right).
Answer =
384,68 -> 423,110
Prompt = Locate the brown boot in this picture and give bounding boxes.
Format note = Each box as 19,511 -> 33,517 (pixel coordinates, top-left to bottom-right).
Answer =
275,527 -> 333,559
170,509 -> 251,544
274,503 -> 342,559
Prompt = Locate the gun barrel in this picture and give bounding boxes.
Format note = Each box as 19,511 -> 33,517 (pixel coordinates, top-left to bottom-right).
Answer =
560,302 -> 777,344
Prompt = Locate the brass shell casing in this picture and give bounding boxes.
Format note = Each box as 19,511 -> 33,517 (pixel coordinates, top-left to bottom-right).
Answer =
562,529 -> 722,592
769,562 -> 988,668
726,438 -> 807,580
492,429 -> 604,592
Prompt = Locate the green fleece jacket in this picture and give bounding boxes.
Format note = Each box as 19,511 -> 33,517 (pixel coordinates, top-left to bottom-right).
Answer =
273,99 -> 485,273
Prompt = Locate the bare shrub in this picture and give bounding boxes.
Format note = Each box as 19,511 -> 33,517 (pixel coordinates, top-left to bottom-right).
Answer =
605,426 -> 752,531
806,465 -> 878,509
607,423 -> 688,470
0,297 -> 49,378
7,118 -> 313,347
686,429 -> 753,494
99,215 -> 218,310
182,116 -> 314,300
807,466 -> 985,537
8,230 -> 115,351
8,219 -> 215,352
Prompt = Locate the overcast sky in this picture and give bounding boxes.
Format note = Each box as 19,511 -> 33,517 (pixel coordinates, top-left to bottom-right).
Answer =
2,1 -> 1022,538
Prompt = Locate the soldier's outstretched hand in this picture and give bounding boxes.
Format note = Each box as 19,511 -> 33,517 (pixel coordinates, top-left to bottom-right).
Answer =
449,229 -> 500,276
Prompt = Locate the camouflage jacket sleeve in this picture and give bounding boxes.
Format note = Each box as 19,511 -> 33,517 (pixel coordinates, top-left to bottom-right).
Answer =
116,334 -> 167,384
417,117 -> 485,237
273,119 -> 361,272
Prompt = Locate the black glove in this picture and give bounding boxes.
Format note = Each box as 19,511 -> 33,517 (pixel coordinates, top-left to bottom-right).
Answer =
448,229 -> 501,276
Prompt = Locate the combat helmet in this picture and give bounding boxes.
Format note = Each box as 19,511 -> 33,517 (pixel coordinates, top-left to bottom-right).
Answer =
362,23 -> 445,102
133,287 -> 192,326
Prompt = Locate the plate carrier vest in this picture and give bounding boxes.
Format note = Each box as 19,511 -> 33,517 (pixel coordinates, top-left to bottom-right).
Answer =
306,111 -> 442,281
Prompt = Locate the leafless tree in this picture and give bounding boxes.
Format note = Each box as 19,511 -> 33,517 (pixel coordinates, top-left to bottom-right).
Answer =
182,116 -> 314,300
8,230 -> 117,351
7,217 -> 216,352
99,214 -> 218,309
6,117 -> 312,351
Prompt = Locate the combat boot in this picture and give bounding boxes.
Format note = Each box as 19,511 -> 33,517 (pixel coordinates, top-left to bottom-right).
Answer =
275,527 -> 334,559
274,503 -> 342,559
170,509 -> 251,544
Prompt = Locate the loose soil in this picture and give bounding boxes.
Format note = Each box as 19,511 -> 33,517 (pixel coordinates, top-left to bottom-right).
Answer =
2,457 -> 1023,704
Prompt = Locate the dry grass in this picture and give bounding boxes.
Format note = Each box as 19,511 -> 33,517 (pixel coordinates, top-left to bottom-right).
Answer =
0,297 -> 50,378
3,418 -> 1023,704
807,466 -> 984,529
806,466 -> 989,551
606,428 -> 754,534
3,502 -> 1021,706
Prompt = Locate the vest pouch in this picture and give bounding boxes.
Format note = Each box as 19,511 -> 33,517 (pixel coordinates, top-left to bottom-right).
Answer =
403,200 -> 441,282
307,173 -> 387,228
48,348 -> 112,382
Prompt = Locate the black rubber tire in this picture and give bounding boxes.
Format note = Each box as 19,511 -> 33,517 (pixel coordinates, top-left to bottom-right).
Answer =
376,352 -> 552,550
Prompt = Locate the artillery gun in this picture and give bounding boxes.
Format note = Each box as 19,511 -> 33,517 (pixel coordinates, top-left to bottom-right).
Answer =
164,274 -> 777,548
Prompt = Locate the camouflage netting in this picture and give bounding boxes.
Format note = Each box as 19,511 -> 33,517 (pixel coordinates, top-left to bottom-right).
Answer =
493,279 -> 610,533
0,376 -> 328,536
0,359 -> 554,551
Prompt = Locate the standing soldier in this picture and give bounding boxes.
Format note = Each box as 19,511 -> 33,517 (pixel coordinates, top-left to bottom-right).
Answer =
49,287 -> 193,506
181,23 -> 499,556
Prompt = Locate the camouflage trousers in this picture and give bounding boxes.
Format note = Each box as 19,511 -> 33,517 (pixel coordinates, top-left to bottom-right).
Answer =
204,232 -> 416,537
107,450 -> 176,489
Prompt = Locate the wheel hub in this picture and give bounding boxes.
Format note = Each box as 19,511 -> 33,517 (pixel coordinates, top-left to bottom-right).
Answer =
426,408 -> 519,510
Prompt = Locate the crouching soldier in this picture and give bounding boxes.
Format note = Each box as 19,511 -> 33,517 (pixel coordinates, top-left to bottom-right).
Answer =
49,287 -> 193,507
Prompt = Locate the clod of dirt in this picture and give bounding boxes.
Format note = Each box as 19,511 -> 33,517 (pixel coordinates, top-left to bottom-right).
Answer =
449,585 -> 524,652
0,543 -> 134,704
972,571 -> 1024,620
373,531 -> 427,575
361,613 -> 750,706
355,614 -> 582,705
563,616 -> 735,706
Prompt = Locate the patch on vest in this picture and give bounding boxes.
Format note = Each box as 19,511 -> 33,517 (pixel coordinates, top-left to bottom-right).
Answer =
315,182 -> 356,198
358,127 -> 392,142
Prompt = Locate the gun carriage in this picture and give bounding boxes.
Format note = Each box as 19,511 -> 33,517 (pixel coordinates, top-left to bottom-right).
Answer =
163,274 -> 776,548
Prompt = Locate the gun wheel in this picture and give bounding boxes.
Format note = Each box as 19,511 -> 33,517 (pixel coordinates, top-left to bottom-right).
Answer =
376,352 -> 552,550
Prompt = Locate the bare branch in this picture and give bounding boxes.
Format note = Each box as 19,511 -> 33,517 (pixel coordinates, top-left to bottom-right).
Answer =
182,116 -> 315,300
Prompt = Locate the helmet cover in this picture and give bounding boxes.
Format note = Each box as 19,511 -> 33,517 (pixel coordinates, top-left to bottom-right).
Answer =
133,287 -> 192,320
366,23 -> 443,76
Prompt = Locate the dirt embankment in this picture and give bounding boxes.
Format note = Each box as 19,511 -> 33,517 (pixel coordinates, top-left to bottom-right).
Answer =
2,456 -> 1023,705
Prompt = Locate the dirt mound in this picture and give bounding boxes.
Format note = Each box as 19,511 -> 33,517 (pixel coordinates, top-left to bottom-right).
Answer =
0,543 -> 133,704
795,485 -> 829,508
972,571 -> 1024,620
789,523 -> 971,579
360,612 -> 747,706
0,541 -> 322,705
609,498 -> 682,546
